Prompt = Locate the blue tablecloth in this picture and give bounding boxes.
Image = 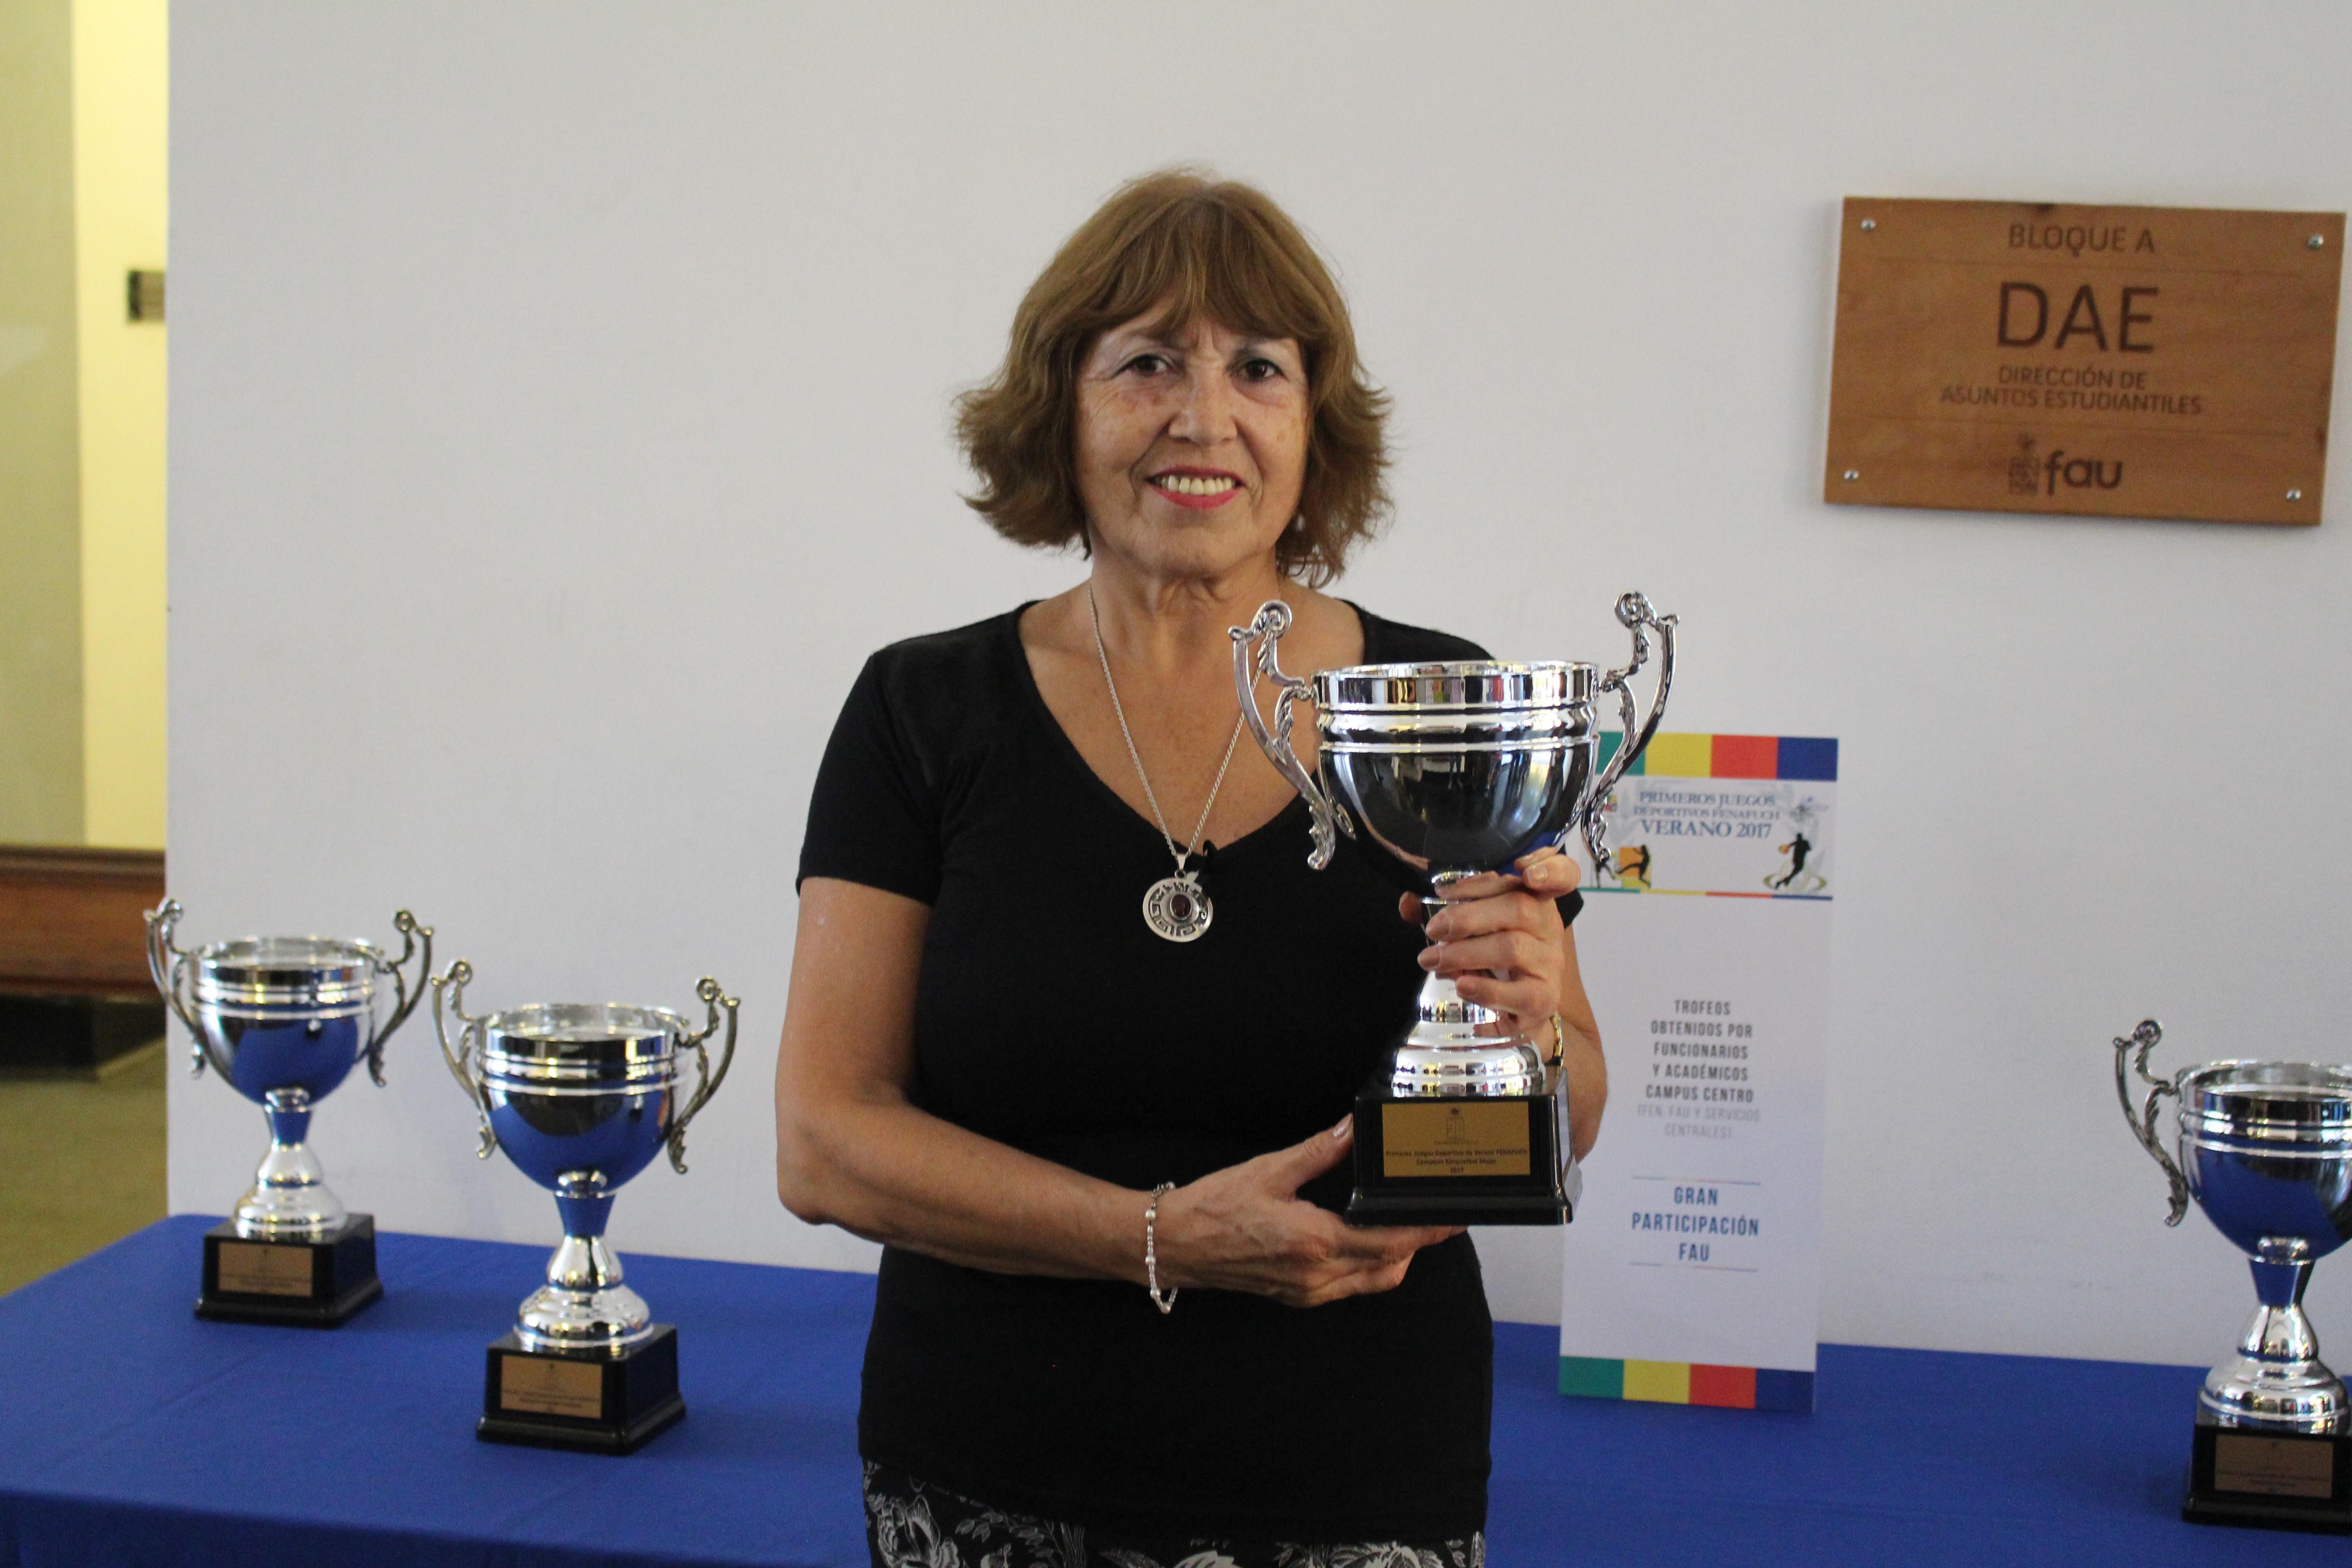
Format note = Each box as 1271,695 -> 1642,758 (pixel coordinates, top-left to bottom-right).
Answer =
0,1215 -> 2331,1565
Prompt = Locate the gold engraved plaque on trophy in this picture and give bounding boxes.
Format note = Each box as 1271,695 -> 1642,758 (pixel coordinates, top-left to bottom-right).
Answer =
499,1355 -> 606,1419
1826,197 -> 2343,525
213,1240 -> 316,1297
2213,1434 -> 2339,1499
1382,1102 -> 1532,1179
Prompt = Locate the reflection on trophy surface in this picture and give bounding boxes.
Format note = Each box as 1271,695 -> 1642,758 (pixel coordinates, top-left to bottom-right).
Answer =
1231,591 -> 1675,1226
2114,1019 -> 2352,1531
433,958 -> 737,1453
144,899 -> 431,1325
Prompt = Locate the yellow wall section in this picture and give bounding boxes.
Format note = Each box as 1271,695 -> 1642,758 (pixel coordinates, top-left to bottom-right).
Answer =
72,0 -> 168,848
0,0 -> 86,845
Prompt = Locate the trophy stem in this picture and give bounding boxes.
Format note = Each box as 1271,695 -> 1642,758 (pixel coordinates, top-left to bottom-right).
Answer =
2240,1249 -> 2322,1372
1416,881 -> 1500,1030
2200,1248 -> 2346,1431
2253,1246 -> 2315,1310
263,1085 -> 316,1147
549,1170 -> 623,1291
235,1087 -> 347,1238
544,1235 -> 627,1294
1414,972 -> 1501,1031
518,1171 -> 651,1350
1398,882 -> 1533,1096
554,1171 -> 616,1243
2238,1297 -> 2323,1370
1387,974 -> 1542,1098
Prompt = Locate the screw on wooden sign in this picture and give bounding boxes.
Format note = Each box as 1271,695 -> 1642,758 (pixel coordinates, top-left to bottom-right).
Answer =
1826,198 -> 2343,526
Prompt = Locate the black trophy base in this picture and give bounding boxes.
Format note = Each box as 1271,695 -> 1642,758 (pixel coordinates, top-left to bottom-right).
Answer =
196,1214 -> 382,1326
2183,1410 -> 2352,1533
478,1325 -> 686,1455
1346,1082 -> 1570,1228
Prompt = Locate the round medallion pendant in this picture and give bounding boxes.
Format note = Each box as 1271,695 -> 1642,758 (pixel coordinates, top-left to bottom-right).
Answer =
1142,874 -> 1212,943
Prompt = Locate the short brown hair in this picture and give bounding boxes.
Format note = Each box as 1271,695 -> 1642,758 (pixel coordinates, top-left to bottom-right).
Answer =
956,170 -> 1390,587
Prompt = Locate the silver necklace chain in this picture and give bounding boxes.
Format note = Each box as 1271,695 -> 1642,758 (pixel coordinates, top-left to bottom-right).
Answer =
1087,584 -> 1247,877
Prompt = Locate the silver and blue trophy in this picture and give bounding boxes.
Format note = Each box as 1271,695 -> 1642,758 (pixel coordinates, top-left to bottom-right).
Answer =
1231,591 -> 1676,1226
144,899 -> 431,1324
2116,1019 -> 2352,1531
433,957 -> 737,1453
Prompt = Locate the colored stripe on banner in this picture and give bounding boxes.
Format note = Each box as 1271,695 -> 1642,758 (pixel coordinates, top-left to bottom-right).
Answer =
1598,733 -> 1838,782
1559,1356 -> 1817,1413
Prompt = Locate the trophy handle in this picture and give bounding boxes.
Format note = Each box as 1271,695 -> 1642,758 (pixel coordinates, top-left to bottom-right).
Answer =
664,977 -> 740,1175
363,910 -> 434,1088
430,959 -> 500,1158
143,899 -> 211,1078
1579,592 -> 1678,872
1230,599 -> 1354,870
2113,1018 -> 2191,1226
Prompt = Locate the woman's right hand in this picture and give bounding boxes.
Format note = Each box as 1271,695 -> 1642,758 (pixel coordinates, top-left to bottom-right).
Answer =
781,880 -> 1464,1296
1150,1117 -> 1461,1308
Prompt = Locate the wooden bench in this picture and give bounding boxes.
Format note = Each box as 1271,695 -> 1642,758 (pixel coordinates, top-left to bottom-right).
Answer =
0,846 -> 168,1073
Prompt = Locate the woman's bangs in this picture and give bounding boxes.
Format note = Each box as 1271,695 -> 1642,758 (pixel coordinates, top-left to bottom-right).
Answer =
1106,208 -> 1326,352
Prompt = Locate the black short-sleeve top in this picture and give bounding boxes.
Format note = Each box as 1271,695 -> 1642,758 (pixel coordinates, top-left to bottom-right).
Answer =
796,603 -> 1579,1542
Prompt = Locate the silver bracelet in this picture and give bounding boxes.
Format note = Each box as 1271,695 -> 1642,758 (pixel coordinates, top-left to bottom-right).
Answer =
1144,1182 -> 1177,1314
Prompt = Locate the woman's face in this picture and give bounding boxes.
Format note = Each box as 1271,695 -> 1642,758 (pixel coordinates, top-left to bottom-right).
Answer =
1073,311 -> 1309,586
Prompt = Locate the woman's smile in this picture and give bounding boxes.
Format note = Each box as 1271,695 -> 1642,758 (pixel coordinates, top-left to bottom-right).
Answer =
1148,467 -> 1245,508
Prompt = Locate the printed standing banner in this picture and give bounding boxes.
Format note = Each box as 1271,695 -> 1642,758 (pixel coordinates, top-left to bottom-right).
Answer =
1558,733 -> 1836,1413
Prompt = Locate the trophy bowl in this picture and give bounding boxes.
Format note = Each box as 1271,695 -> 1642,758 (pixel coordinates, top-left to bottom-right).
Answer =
2116,1021 -> 2352,1528
1232,592 -> 1675,1224
146,900 -> 431,1238
433,961 -> 737,1353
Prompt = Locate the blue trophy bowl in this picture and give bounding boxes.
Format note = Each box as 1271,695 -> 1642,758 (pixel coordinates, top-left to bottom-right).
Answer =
190,936 -> 387,1104
479,1003 -> 685,1194
2182,1062 -> 2352,1264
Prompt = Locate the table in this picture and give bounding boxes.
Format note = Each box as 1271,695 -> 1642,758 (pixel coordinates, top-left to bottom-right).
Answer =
0,1216 -> 2332,1565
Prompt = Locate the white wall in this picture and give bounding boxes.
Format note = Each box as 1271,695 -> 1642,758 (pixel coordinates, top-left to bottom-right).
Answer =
170,1 -> 2352,1367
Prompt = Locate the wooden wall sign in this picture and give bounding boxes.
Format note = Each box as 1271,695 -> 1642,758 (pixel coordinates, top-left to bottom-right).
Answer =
1825,198 -> 2343,525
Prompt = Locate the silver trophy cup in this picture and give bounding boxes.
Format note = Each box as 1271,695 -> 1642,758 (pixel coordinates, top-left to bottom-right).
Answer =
1230,592 -> 1675,1224
2117,1019 -> 2352,1529
146,899 -> 431,1237
2116,1020 -> 2352,1429
432,959 -> 738,1351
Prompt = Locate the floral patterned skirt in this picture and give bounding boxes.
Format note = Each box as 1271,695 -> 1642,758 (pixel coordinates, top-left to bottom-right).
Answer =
862,1460 -> 1486,1568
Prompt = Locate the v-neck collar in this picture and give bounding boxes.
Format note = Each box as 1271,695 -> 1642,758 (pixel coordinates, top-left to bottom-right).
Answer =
1004,600 -> 1383,865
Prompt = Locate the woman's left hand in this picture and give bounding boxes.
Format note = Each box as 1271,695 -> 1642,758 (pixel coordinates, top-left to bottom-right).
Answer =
1397,846 -> 1582,1043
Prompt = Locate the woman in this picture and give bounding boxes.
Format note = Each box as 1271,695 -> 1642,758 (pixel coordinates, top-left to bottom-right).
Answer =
777,170 -> 1606,1568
